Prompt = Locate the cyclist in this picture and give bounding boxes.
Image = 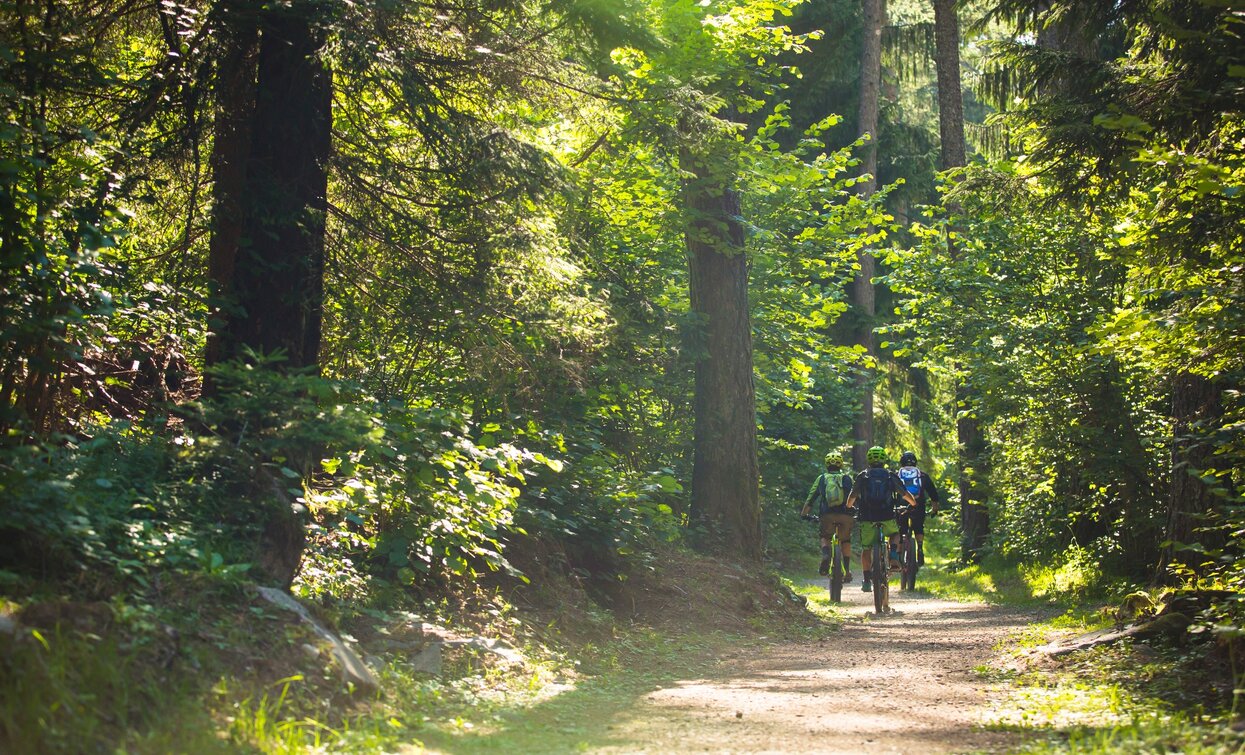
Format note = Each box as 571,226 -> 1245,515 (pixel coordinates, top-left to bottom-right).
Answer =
800,449 -> 854,581
845,446 -> 917,592
896,450 -> 941,565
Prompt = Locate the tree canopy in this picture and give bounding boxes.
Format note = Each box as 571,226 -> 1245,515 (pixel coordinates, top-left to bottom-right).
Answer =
1,0 -> 1241,732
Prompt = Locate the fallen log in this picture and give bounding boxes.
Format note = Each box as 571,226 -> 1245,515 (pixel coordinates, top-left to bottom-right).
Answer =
1035,613 -> 1192,656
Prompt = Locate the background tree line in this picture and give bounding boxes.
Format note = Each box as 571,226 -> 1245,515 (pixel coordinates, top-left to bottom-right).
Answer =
0,0 -> 1239,647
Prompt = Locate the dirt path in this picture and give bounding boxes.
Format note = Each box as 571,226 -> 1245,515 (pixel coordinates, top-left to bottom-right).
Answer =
596,581 -> 1033,754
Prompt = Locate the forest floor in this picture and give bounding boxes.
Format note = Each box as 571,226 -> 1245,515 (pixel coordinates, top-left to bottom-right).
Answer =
7,527 -> 1238,753
417,569 -> 1043,754
587,585 -> 1035,754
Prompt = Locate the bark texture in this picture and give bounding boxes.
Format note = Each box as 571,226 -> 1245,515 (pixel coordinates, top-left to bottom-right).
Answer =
933,0 -> 988,561
851,0 -> 886,471
205,3 -> 258,382
933,0 -> 966,171
213,6 -> 332,372
1158,372 -> 1224,581
682,146 -> 762,561
204,5 -> 332,586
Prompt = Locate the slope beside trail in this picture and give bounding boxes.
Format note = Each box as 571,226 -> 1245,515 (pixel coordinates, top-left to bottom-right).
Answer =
594,581 -> 1035,754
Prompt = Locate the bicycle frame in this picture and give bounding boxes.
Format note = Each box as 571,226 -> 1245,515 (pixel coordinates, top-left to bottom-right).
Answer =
896,508 -> 920,591
866,521 -> 890,615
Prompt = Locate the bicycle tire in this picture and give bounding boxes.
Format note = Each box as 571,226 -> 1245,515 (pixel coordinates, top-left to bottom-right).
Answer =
830,544 -> 843,602
872,540 -> 886,614
903,536 -> 918,591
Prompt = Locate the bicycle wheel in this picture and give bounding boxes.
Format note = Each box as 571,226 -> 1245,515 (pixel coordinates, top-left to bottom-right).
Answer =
903,536 -> 918,591
830,543 -> 843,602
871,540 -> 886,614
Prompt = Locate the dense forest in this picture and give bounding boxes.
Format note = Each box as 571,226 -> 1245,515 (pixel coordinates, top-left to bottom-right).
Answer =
0,0 -> 1241,750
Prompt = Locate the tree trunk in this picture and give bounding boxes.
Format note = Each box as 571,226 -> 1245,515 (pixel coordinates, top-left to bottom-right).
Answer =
1157,372 -> 1224,581
851,0 -> 886,471
681,144 -> 762,561
205,2 -> 258,385
933,0 -> 987,561
933,0 -> 966,172
215,6 -> 332,372
204,4 -> 332,587
956,385 -> 989,561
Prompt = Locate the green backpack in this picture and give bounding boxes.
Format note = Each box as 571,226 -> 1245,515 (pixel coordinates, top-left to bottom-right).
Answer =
816,472 -> 850,514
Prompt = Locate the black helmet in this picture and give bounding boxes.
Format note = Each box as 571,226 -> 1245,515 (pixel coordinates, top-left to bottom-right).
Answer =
900,451 -> 918,466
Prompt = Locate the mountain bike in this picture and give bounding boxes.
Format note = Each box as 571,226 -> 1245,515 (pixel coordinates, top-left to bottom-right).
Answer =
802,515 -> 846,602
897,506 -> 919,591
864,520 -> 891,614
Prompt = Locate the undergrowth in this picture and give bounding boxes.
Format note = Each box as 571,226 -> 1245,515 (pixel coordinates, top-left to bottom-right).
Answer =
915,518 -> 1126,615
920,524 -> 1243,754
0,540 -> 823,753
981,639 -> 1242,754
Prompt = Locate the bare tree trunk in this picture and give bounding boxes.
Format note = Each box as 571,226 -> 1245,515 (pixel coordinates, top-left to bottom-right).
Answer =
851,0 -> 886,470
934,0 -> 966,171
205,1 -> 257,386
217,6 -> 331,373
933,0 -> 988,561
205,4 -> 333,586
1156,372 -> 1224,582
681,143 -> 762,561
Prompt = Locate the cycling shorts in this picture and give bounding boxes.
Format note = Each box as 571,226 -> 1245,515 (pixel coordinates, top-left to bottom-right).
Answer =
898,505 -> 926,536
819,512 -> 854,542
860,517 -> 899,538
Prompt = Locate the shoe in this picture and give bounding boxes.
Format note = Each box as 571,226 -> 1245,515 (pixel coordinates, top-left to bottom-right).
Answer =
844,570 -> 854,583
818,556 -> 830,576
862,580 -> 872,593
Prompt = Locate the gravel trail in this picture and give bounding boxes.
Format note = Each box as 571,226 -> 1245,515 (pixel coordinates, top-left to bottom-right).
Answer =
597,581 -> 1033,754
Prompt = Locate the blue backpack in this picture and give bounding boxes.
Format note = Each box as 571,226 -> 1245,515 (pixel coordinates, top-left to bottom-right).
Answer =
897,465 -> 923,501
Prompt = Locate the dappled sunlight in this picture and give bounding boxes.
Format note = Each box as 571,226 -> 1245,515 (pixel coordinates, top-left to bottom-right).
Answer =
985,681 -> 1133,731
584,587 -> 1036,754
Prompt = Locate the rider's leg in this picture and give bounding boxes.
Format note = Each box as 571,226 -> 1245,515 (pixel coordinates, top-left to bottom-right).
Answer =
860,539 -> 873,591
840,528 -> 853,581
818,516 -> 833,575
912,506 -> 927,564
829,514 -> 854,581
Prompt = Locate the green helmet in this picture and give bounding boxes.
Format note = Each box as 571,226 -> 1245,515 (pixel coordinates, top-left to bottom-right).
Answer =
866,446 -> 888,465
823,450 -> 844,470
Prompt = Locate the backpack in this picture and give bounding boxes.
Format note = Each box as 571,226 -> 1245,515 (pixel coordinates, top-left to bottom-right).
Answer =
815,472 -> 849,514
897,465 -> 923,501
858,467 -> 895,520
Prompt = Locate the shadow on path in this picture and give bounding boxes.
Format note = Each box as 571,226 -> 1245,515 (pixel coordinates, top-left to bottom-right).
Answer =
416,579 -> 1036,754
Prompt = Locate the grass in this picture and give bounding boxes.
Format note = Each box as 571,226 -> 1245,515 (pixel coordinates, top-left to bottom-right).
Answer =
411,628 -> 756,753
0,542 -> 840,754
0,621 -> 234,753
894,518 -> 1244,754
908,518 -> 1127,639
784,572 -> 851,623
1005,716 -> 1244,754
979,639 -> 1244,754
